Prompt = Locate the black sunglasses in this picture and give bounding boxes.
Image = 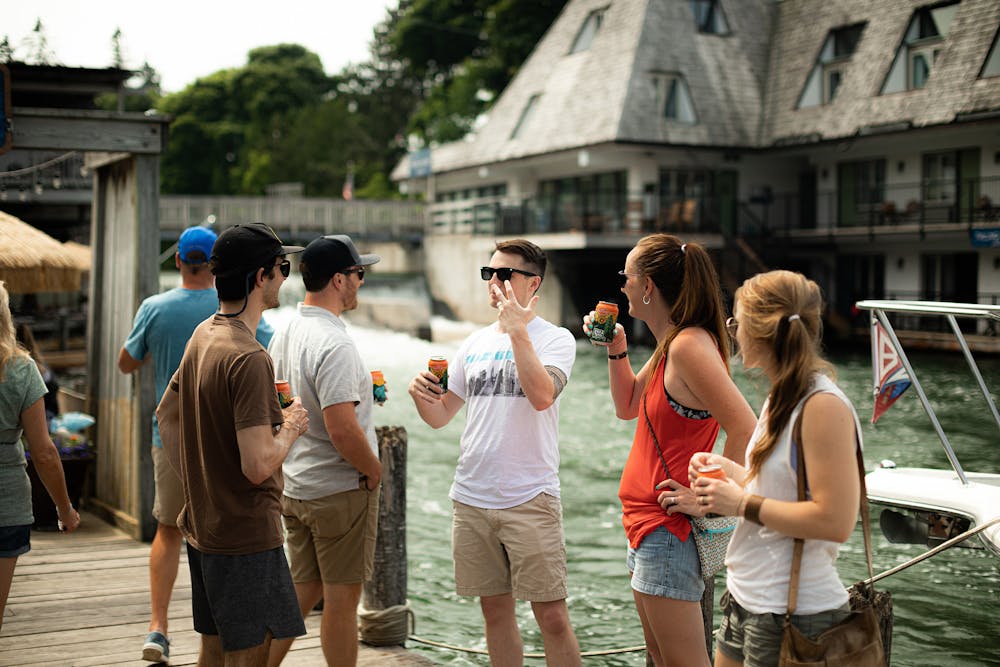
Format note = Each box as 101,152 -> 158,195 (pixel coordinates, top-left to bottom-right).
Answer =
480,266 -> 538,281
342,267 -> 365,280
277,260 -> 291,278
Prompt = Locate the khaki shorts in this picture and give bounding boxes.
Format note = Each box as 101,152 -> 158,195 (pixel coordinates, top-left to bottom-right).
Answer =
452,493 -> 568,602
282,483 -> 380,585
151,446 -> 184,527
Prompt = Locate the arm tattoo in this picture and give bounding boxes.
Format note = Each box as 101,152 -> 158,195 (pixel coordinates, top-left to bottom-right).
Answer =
546,366 -> 568,399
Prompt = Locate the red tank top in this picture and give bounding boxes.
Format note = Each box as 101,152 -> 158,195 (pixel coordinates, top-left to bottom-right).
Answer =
618,357 -> 721,548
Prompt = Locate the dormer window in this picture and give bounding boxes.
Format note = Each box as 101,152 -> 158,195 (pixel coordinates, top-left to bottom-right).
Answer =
569,7 -> 608,54
881,1 -> 959,93
690,0 -> 729,35
510,94 -> 540,139
653,73 -> 697,124
797,24 -> 866,108
980,27 -> 1000,78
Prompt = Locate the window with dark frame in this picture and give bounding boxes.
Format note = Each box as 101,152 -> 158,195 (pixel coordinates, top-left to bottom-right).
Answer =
797,23 -> 866,108
690,0 -> 730,35
880,1 -> 959,94
569,7 -> 608,54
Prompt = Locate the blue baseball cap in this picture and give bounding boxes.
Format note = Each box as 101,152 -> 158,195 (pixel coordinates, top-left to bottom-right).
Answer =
177,227 -> 218,264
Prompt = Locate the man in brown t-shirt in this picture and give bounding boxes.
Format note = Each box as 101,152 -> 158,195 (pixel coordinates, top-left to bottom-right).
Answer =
157,223 -> 310,664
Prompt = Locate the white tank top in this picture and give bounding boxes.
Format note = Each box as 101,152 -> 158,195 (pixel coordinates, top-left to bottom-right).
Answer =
725,375 -> 861,615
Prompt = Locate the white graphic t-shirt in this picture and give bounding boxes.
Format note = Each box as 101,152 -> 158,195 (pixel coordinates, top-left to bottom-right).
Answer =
448,317 -> 576,509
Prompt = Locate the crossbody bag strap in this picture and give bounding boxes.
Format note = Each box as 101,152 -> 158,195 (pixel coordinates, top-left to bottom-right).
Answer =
787,400 -> 875,618
642,396 -> 672,480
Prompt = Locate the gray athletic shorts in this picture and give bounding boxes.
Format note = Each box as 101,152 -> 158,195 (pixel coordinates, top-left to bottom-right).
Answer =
186,543 -> 306,652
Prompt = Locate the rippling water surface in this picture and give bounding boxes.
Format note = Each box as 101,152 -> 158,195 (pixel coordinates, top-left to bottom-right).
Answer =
266,301 -> 999,666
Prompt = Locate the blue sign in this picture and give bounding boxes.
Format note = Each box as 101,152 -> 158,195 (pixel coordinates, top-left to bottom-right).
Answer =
409,148 -> 431,178
970,228 -> 1000,248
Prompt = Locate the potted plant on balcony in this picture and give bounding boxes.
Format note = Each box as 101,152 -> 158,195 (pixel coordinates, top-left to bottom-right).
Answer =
25,415 -> 95,529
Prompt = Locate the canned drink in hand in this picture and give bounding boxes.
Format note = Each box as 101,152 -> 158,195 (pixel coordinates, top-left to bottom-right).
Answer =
428,356 -> 449,392
589,301 -> 619,344
697,464 -> 727,481
275,380 -> 293,408
371,370 -> 387,405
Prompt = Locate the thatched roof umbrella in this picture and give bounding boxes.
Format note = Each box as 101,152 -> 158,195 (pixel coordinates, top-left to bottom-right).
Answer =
62,241 -> 92,273
0,210 -> 82,293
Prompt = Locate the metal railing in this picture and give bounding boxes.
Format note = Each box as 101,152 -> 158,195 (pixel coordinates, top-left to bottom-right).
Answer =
159,196 -> 426,242
745,176 -> 1000,237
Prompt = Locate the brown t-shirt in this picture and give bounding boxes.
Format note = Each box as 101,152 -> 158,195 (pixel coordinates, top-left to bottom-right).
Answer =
169,315 -> 284,555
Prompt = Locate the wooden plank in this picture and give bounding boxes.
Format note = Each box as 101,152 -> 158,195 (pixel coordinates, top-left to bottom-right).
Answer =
11,107 -> 167,154
0,512 -> 436,665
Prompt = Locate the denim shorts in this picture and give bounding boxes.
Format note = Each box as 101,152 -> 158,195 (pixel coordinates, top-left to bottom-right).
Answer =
626,526 -> 704,602
716,589 -> 851,667
0,525 -> 31,558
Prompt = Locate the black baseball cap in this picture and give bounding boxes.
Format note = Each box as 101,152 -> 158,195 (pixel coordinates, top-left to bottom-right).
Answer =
300,235 -> 381,283
210,223 -> 304,277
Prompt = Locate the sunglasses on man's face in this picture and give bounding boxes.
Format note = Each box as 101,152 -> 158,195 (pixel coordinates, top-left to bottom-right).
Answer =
342,267 -> 365,280
277,260 -> 291,278
480,266 -> 538,282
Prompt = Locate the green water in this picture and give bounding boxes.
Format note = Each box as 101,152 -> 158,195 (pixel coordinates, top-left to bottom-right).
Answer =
343,325 -> 999,666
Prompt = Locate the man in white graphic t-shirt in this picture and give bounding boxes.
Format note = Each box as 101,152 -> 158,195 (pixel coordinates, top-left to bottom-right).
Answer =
408,239 -> 580,667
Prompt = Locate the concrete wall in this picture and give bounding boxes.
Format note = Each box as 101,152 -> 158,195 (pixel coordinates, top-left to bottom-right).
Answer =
423,234 -> 569,326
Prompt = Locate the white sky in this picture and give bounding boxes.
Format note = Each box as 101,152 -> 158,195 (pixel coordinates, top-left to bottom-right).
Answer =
7,0 -> 397,93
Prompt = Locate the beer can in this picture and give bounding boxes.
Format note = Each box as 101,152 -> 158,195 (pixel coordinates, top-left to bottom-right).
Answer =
697,464 -> 727,481
589,300 -> 619,344
371,370 -> 387,406
275,380 -> 293,408
428,356 -> 449,392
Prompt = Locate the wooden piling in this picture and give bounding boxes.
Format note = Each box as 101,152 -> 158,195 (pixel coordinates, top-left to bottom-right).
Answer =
360,425 -> 410,646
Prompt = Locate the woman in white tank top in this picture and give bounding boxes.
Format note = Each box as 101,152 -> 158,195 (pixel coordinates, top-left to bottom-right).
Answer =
665,270 -> 863,667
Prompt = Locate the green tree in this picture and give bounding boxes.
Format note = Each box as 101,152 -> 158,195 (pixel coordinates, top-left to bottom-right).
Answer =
379,0 -> 567,143
159,45 -> 333,195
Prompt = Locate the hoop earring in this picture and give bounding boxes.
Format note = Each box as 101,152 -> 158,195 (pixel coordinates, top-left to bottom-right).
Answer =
642,294 -> 651,305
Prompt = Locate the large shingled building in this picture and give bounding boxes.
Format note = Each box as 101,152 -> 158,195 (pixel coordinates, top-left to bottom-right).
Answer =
394,0 -> 1000,333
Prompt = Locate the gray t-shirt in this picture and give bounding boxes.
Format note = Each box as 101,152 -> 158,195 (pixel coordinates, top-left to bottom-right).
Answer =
268,304 -> 376,499
0,355 -> 48,526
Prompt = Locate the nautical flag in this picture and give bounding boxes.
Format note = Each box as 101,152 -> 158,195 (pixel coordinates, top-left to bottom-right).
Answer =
342,171 -> 354,201
871,318 -> 911,424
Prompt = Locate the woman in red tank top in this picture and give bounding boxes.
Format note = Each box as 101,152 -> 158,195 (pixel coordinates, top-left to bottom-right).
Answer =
584,234 -> 756,667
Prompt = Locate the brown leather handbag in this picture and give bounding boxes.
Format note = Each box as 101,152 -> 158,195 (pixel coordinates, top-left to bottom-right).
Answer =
777,421 -> 892,666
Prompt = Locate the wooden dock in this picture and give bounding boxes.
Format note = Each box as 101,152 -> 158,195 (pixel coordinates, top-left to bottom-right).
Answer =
0,512 -> 437,666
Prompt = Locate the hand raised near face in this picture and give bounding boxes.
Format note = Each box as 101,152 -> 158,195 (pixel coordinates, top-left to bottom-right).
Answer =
493,280 -> 537,334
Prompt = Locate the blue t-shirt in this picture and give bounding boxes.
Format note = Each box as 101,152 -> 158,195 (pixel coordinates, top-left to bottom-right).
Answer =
123,287 -> 274,446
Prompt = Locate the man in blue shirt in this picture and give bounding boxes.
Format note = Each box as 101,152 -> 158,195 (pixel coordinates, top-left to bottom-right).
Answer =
118,226 -> 273,664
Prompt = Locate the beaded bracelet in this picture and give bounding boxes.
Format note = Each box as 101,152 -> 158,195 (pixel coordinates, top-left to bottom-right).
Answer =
608,351 -> 628,360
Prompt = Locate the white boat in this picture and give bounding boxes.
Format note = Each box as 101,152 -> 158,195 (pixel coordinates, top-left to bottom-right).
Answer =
854,300 -> 1000,557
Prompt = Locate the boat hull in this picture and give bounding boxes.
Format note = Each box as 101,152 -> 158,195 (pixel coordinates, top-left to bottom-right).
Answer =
866,466 -> 1000,556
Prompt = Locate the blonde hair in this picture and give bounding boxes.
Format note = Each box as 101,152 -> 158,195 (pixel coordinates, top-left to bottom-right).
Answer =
633,234 -> 730,389
734,270 -> 833,481
0,282 -> 29,379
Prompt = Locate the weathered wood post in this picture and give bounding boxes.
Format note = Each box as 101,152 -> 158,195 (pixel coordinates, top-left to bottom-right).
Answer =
359,425 -> 409,646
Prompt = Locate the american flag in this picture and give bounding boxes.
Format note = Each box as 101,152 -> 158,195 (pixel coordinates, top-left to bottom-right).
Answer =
342,171 -> 354,201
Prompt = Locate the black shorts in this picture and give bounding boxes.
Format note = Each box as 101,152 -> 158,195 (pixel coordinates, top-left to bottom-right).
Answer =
186,543 -> 306,652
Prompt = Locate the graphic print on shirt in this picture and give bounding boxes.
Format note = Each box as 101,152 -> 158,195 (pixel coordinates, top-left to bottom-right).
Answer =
466,350 -> 524,397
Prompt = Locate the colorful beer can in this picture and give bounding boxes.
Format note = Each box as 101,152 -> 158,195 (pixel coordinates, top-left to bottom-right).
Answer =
428,356 -> 449,392
697,464 -> 727,481
371,370 -> 387,405
275,380 -> 293,409
589,300 -> 619,344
